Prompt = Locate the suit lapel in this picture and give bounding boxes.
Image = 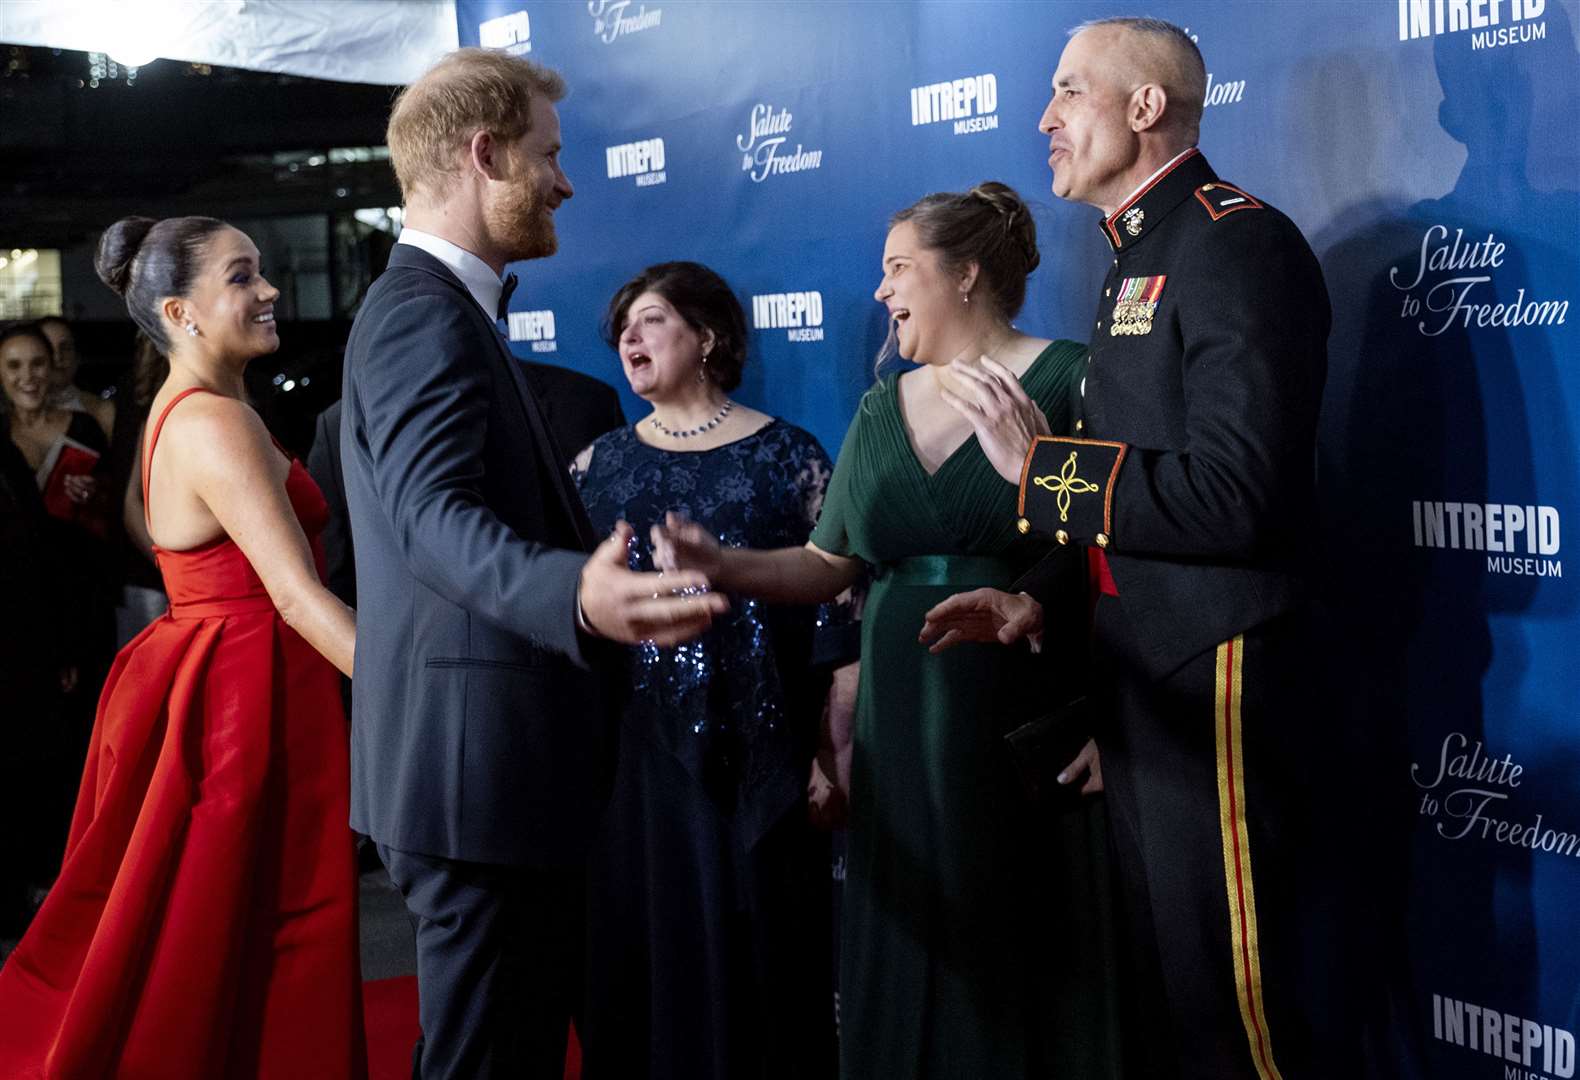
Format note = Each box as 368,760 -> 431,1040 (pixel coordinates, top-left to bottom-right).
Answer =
386,247 -> 599,552
486,326 -> 600,550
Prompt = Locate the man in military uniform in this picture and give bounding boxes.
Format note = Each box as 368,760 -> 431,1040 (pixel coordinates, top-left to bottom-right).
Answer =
925,17 -> 1333,1079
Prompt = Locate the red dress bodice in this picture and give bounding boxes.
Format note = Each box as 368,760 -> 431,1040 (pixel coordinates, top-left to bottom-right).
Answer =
143,387 -> 331,614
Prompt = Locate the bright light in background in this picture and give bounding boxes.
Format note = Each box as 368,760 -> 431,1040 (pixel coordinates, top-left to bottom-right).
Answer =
352,207 -> 404,235
0,249 -> 63,322
107,43 -> 160,69
88,0 -> 211,69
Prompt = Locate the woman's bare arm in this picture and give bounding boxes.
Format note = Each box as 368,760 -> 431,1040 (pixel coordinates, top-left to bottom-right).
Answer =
166,396 -> 355,676
651,511 -> 861,605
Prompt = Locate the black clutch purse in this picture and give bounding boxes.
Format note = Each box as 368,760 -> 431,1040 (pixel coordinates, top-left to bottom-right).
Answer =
1003,696 -> 1095,803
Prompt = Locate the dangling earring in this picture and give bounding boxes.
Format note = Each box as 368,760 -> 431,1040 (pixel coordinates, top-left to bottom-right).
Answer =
697,352 -> 709,384
185,322 -> 200,337
961,292 -> 970,306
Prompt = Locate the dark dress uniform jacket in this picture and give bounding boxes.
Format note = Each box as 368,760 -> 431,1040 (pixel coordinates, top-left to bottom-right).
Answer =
1019,149 -> 1329,680
341,244 -> 613,869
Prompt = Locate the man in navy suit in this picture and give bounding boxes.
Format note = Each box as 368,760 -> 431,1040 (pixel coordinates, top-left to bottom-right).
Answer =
310,369 -> 625,611
341,49 -> 725,1079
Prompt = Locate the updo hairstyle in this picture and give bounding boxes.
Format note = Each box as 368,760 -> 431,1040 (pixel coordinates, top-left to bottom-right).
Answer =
602,261 -> 749,392
94,215 -> 229,354
890,180 -> 1041,320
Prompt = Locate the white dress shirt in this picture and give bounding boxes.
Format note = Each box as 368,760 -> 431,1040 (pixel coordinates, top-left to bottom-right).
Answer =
396,227 -> 504,320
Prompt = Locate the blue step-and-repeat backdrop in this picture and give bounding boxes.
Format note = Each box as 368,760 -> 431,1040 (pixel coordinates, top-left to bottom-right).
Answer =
455,2 -> 1577,1076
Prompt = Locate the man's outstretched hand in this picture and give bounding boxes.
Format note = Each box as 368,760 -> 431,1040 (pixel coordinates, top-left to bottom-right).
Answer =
580,521 -> 728,646
918,587 -> 1043,653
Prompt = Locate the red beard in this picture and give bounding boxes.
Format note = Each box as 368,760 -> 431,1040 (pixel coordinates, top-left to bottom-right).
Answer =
488,168 -> 558,262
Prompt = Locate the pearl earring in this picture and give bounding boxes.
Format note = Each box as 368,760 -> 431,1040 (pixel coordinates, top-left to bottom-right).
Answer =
697,353 -> 709,384
961,292 -> 970,306
185,322 -> 199,337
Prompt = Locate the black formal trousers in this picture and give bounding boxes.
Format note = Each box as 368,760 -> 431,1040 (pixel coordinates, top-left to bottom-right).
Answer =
378,844 -> 584,1080
1093,596 -> 1318,1080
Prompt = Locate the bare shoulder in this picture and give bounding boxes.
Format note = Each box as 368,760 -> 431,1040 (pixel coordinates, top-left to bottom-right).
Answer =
159,389 -> 264,440
733,403 -> 774,432
157,392 -> 282,483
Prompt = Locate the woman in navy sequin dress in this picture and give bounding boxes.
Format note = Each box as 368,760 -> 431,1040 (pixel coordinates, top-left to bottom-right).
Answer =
572,263 -> 852,1080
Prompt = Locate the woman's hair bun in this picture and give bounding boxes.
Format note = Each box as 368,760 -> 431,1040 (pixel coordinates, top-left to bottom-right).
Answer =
889,180 -> 1041,322
969,181 -> 1041,275
95,216 -> 158,296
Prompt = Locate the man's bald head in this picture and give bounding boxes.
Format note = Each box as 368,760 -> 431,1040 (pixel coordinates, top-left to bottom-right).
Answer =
1070,17 -> 1206,146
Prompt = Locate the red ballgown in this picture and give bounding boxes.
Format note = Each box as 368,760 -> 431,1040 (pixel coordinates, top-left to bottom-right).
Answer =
0,388 -> 366,1078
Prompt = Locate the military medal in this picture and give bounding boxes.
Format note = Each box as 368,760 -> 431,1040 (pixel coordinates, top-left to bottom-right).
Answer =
1121,207 -> 1145,236
1111,275 -> 1166,336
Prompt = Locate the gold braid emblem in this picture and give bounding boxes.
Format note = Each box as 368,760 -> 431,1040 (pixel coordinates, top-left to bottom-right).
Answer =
1032,451 -> 1098,523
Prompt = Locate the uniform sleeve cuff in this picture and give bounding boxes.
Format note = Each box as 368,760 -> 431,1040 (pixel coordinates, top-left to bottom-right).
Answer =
1016,436 -> 1128,548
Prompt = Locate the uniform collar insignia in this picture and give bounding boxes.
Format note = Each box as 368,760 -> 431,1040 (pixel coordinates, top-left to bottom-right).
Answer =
1100,148 -> 1216,252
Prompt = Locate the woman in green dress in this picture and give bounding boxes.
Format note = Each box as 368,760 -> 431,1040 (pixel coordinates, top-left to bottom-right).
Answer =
653,182 -> 1126,1078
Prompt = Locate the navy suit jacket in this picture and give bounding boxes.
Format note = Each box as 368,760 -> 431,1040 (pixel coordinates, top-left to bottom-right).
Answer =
341,244 -> 614,868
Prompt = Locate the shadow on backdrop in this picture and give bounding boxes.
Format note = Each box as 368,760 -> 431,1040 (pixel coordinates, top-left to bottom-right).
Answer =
1312,6 -> 1578,1076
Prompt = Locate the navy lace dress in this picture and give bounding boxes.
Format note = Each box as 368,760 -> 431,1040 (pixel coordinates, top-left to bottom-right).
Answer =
573,419 -> 850,1080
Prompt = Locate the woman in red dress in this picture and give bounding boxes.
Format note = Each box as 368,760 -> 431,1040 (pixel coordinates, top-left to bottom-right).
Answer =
0,215 -> 365,1078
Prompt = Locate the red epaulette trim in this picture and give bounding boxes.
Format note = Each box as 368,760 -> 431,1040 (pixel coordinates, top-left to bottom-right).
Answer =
1195,182 -> 1263,221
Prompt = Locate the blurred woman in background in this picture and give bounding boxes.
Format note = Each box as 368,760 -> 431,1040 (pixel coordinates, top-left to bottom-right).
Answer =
39,316 -> 115,442
1,320 -> 117,879
2,321 -> 112,538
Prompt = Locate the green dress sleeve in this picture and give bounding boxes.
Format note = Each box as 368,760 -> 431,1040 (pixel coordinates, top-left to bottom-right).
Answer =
1028,339 -> 1087,435
808,392 -> 873,559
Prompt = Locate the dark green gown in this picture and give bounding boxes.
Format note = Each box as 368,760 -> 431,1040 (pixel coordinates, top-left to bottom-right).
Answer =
811,341 -> 1126,1079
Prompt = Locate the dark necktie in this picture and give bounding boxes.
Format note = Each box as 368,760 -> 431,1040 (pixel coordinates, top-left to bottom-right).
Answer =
497,272 -> 518,321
